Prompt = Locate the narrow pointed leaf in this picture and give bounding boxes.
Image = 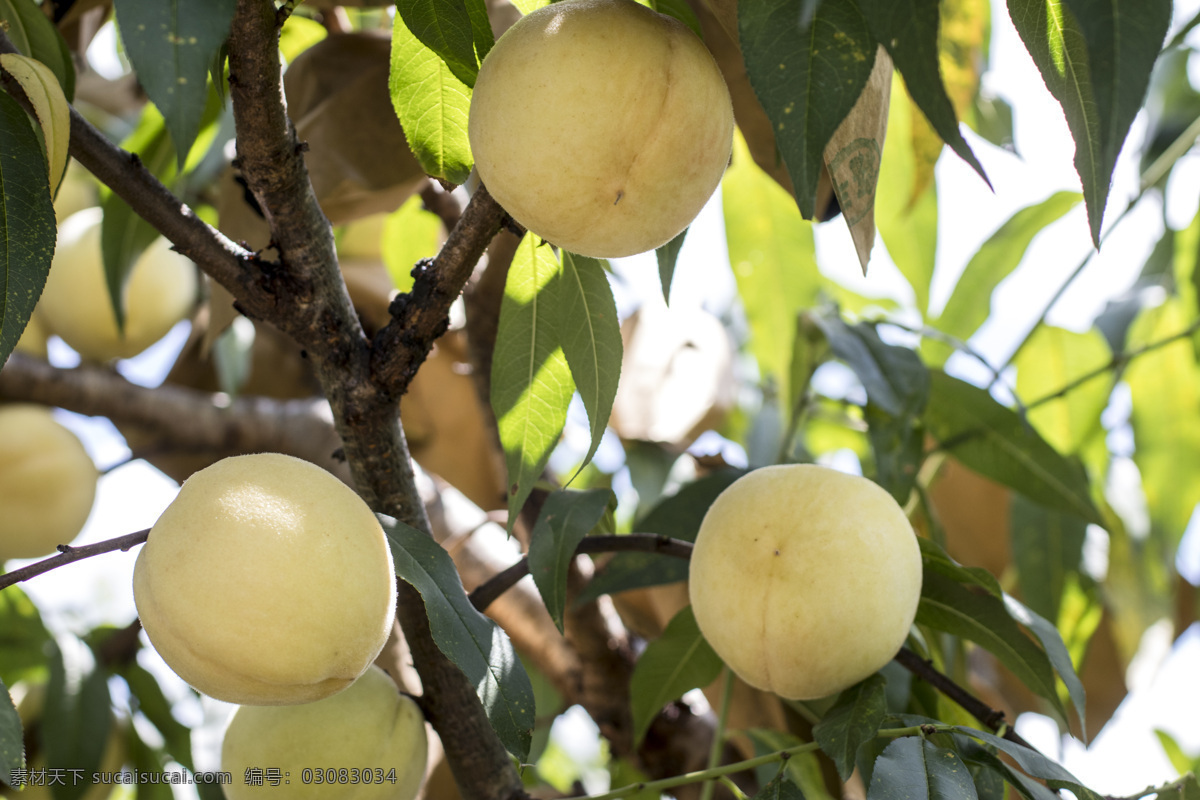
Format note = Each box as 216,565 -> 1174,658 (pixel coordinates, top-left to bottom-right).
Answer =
929,192 -> 1081,365
868,737 -> 979,800
1062,0 -> 1170,237
396,0 -> 483,88
100,110 -> 176,333
656,228 -> 687,305
44,638 -> 112,800
723,135 -> 820,402
918,537 -> 1002,597
924,371 -> 1101,524
0,679 -> 20,786
918,569 -> 1069,725
465,0 -> 495,64
875,77 -> 938,312
119,663 -> 194,771
1010,494 -> 1087,622
753,771 -> 807,800
0,0 -> 74,99
491,234 -> 574,533
630,606 -> 723,746
1003,594 -> 1087,738
113,0 -> 235,164
814,675 -> 888,780
810,310 -> 929,417
0,90 -> 56,368
739,0 -> 876,218
857,0 -> 989,187
0,586 -> 53,685
529,489 -> 614,632
559,252 -> 622,478
1014,324 -> 1111,456
384,517 -> 535,759
0,54 -> 70,194
955,727 -> 1102,800
390,12 -> 474,184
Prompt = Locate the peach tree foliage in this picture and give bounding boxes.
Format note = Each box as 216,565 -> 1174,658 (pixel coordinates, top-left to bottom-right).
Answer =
1,0 -> 1198,799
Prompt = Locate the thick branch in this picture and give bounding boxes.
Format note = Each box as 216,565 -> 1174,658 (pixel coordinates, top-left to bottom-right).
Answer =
0,353 -> 347,474
370,186 -> 507,395
0,31 -> 275,320
223,4 -> 526,798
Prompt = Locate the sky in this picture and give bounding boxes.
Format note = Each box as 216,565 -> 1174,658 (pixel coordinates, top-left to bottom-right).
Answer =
9,1 -> 1200,796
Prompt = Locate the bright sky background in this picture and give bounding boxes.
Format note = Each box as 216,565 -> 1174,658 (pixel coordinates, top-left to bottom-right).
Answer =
11,2 -> 1200,796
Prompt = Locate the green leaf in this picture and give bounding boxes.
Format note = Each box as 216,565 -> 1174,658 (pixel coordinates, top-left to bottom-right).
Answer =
917,570 -> 1068,725
395,0 -> 484,88
1010,495 -> 1086,622
1062,0 -> 1170,237
1014,324 -> 1111,456
120,663 -> 194,771
382,195 -> 443,293
656,228 -> 687,305
127,724 -> 174,800
867,737 -> 979,800
752,770 -> 807,800
559,252 -> 622,478
0,678 -> 21,787
491,234 -> 574,534
113,0 -> 236,164
0,90 -> 56,369
654,0 -> 704,37
722,135 -> 821,403
1126,299 -> 1200,542
857,0 -> 989,188
0,0 -> 75,100
739,0 -> 876,218
1003,1 -> 1097,244
629,606 -> 723,746
954,735 -> 1060,800
384,517 -> 535,759
529,489 -> 614,632
810,310 -> 929,418
929,192 -> 1082,365
866,405 -> 926,505
918,537 -> 1002,597
100,104 -> 186,333
955,727 -> 1102,800
0,587 -> 52,687
389,12 -> 474,184
578,469 -> 744,603
1154,729 -> 1200,775
814,675 -> 888,780
1003,593 -> 1087,738
874,77 -> 938,313
924,371 -> 1101,524
43,637 -> 112,800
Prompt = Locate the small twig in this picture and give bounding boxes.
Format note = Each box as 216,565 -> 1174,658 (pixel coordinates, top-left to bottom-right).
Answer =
699,668 -> 736,800
1024,318 -> 1200,411
895,647 -> 1035,750
1111,772 -> 1199,800
0,530 -> 150,591
469,534 -> 694,611
881,320 -> 1026,417
996,104 -> 1200,381
562,742 -> 819,800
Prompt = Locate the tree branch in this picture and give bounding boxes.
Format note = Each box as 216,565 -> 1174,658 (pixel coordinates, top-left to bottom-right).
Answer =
470,535 -> 696,611
893,648 -> 1036,750
0,353 -> 348,475
370,185 -> 508,396
0,530 -> 149,591
223,4 -> 527,798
